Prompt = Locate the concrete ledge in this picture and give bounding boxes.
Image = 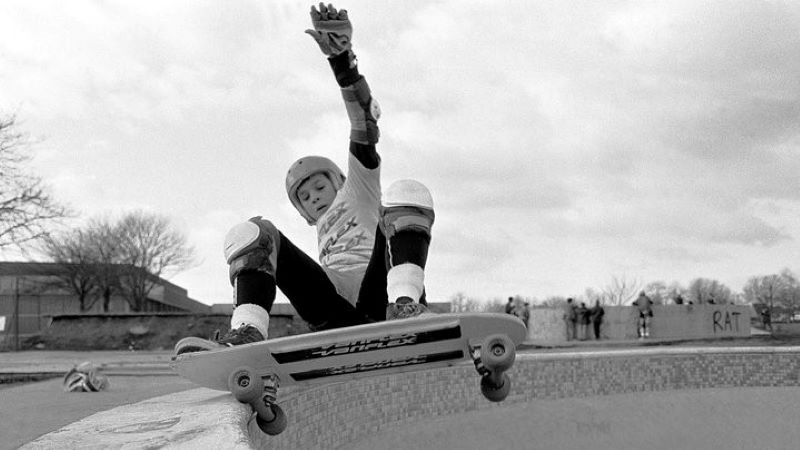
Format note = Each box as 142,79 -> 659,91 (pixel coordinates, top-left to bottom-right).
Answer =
22,388 -> 252,449
25,346 -> 800,449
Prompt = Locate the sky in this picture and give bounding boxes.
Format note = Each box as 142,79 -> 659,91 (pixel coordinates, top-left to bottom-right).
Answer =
1,0 -> 799,306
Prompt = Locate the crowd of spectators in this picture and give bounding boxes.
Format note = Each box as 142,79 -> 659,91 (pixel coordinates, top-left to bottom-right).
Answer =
562,298 -> 604,341
505,297 -> 530,328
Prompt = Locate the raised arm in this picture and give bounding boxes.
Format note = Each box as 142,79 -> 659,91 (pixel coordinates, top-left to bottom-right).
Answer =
306,3 -> 380,169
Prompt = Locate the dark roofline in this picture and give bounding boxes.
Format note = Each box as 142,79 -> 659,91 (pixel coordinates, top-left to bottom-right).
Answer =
1,262 -> 181,288
0,261 -> 73,276
0,261 -> 203,308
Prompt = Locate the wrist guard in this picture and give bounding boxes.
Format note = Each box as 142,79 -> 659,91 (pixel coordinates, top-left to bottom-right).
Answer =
328,50 -> 360,87
342,77 -> 380,145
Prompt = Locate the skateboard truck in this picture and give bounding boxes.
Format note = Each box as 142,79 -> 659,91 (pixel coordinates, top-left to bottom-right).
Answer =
228,367 -> 287,435
469,334 -> 516,402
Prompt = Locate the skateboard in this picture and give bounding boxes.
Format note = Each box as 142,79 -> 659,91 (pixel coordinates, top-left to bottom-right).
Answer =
171,312 -> 526,435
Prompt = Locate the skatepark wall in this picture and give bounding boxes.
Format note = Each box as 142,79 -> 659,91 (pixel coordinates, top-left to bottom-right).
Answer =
25,345 -> 800,449
29,312 -> 310,351
22,302 -> 453,351
526,304 -> 754,343
250,346 -> 800,450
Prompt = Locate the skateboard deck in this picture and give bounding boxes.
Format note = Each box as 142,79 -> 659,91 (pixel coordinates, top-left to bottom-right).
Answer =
171,312 -> 526,434
172,312 -> 525,390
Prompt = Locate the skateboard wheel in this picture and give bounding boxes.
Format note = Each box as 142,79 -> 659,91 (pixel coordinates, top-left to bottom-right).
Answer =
228,366 -> 264,403
481,334 -> 516,373
480,373 -> 511,402
256,403 -> 288,436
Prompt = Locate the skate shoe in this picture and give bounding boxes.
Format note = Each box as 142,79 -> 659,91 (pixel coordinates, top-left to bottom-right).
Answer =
386,296 -> 431,320
175,324 -> 265,355
63,362 -> 109,392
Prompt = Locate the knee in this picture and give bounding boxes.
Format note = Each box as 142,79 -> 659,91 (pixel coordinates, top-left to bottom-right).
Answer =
224,217 -> 281,284
381,179 -> 435,239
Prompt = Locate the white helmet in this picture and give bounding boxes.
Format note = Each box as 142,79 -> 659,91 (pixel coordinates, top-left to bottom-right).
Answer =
285,156 -> 345,225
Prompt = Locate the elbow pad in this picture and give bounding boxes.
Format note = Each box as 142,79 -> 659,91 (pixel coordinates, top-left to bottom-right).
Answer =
342,77 -> 381,145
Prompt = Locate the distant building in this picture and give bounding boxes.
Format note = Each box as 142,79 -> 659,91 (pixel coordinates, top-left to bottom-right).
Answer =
0,261 -> 209,336
210,303 -> 233,315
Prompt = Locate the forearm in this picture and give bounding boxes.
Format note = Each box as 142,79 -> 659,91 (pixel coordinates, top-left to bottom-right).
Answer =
328,50 -> 360,87
328,51 -> 380,169
349,142 -> 379,169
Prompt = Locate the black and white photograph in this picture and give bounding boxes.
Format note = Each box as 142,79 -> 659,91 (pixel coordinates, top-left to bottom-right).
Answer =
2,1 -> 800,449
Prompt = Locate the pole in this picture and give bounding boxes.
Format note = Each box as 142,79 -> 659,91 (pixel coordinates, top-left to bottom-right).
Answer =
14,276 -> 20,352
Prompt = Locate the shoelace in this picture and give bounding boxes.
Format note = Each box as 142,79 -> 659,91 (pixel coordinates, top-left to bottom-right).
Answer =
399,303 -> 422,315
222,328 -> 245,342
210,327 -> 248,344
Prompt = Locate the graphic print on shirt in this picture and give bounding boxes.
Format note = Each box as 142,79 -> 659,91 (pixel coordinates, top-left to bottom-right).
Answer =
318,202 -> 369,263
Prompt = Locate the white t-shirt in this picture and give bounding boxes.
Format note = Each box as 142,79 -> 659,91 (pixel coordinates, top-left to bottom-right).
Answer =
316,152 -> 381,304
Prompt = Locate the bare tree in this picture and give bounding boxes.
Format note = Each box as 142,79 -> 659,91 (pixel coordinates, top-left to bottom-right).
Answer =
687,278 -> 734,305
783,270 -> 800,310
644,281 -> 669,305
743,269 -> 800,312
0,115 -> 69,250
38,212 -> 195,312
86,217 -> 124,312
540,296 -> 568,309
450,292 -> 484,313
602,275 -> 641,306
483,297 -> 509,313
666,281 -> 687,304
39,229 -> 101,311
115,211 -> 196,311
583,288 -> 605,305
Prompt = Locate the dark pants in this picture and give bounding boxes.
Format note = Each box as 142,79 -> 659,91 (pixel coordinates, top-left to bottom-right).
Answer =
593,321 -> 601,339
565,320 -> 576,340
239,225 -> 429,331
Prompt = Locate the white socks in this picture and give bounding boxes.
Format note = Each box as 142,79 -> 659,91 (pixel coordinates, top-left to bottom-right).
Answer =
387,263 -> 424,303
231,303 -> 270,338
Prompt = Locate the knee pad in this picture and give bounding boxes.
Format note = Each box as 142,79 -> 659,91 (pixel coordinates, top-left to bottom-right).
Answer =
381,179 -> 435,239
224,217 -> 281,284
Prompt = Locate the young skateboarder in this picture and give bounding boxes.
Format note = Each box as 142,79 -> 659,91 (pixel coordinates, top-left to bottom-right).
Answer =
177,3 -> 434,354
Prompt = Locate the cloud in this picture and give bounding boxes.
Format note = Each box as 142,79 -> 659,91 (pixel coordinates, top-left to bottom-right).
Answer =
3,0 -> 800,302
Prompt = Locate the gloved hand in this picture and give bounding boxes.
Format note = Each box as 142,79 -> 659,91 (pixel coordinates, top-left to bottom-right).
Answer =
305,3 -> 352,56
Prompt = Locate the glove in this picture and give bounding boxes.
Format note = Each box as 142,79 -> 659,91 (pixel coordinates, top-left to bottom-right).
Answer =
305,3 -> 352,56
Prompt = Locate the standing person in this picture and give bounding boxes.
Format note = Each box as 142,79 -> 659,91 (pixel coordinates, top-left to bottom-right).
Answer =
177,3 -> 435,354
761,306 -> 773,333
632,291 -> 654,339
576,302 -> 589,340
515,301 -> 530,329
590,299 -> 605,340
505,297 -> 515,315
563,298 -> 577,341
521,301 -> 531,329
